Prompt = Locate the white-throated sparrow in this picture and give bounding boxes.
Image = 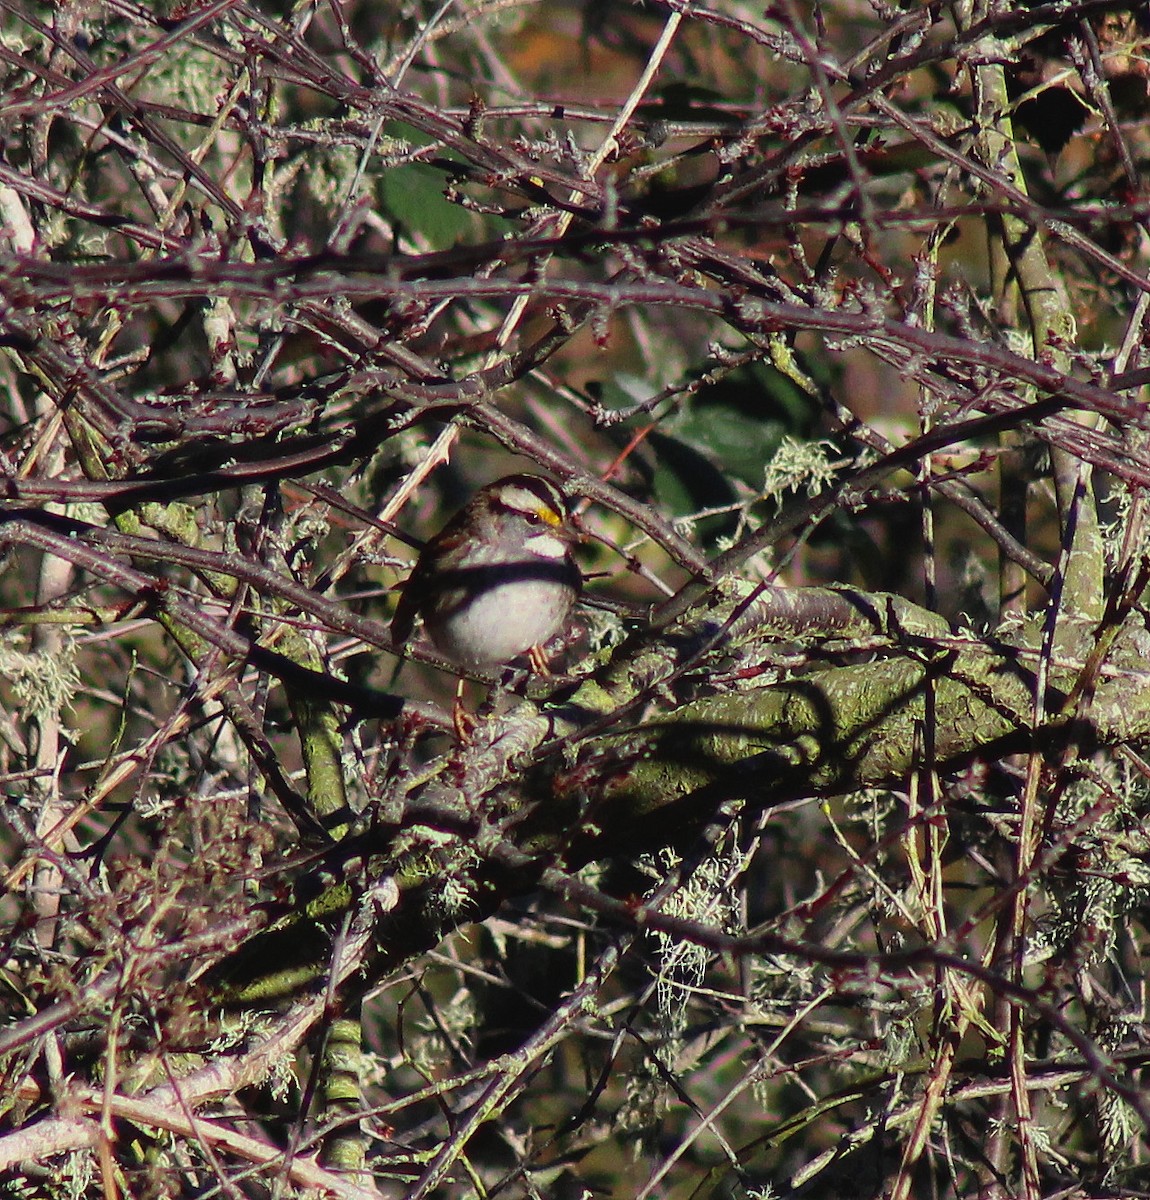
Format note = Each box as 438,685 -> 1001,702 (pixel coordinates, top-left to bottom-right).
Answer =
390,474 -> 581,669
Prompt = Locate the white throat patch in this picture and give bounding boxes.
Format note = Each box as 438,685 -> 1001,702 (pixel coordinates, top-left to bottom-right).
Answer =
529,531 -> 568,558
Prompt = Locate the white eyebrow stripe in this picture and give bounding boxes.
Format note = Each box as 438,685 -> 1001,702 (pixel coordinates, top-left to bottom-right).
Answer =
501,484 -> 563,518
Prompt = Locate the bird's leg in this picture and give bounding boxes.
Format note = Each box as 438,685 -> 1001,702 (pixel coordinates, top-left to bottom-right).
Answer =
527,644 -> 552,675
452,677 -> 475,743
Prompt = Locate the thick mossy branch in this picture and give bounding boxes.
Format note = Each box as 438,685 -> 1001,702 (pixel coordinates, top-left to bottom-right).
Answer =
575,646 -> 1041,833
969,44 -> 1105,634
208,602 -> 1150,1005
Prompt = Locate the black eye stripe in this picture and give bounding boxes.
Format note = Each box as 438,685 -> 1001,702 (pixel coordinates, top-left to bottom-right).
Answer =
494,500 -> 559,525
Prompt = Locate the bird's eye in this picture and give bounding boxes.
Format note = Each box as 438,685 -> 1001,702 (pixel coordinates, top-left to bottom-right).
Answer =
525,511 -> 543,525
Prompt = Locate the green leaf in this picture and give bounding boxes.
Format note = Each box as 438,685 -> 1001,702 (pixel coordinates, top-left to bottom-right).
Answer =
661,359 -> 819,489
379,162 -> 473,248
